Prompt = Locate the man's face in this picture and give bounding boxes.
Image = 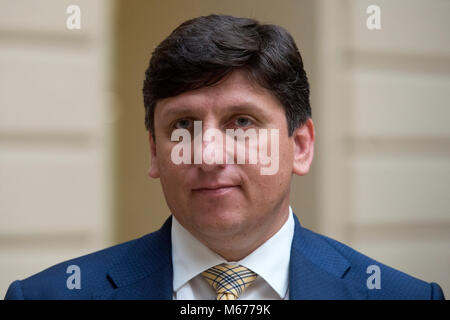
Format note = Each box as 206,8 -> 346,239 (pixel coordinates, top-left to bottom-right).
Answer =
149,70 -> 314,253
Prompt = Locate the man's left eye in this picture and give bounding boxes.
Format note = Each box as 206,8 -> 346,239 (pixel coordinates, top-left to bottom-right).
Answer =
234,117 -> 252,127
174,119 -> 193,129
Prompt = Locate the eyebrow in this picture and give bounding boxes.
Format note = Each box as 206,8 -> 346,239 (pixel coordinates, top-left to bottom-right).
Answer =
160,102 -> 269,120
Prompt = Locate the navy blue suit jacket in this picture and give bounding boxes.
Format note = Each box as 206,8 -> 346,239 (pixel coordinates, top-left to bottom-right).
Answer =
4,215 -> 445,300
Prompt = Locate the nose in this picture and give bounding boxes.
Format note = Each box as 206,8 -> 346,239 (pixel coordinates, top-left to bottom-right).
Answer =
193,124 -> 227,172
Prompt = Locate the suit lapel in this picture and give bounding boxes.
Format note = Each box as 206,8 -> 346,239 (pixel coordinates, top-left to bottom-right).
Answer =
94,213 -> 366,300
289,214 -> 367,299
94,217 -> 174,300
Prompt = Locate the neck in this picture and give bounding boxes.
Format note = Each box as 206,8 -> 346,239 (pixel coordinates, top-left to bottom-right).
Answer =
197,202 -> 290,262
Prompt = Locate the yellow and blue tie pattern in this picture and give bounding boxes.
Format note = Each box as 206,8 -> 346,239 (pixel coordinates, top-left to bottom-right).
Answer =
201,263 -> 258,300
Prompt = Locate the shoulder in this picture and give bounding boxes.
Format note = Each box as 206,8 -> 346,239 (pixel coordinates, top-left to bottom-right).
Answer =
4,217 -> 173,300
295,224 -> 445,300
4,218 -> 173,301
4,238 -> 137,300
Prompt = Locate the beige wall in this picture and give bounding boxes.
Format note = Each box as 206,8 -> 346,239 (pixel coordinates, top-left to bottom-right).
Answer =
0,0 -> 114,297
314,0 -> 450,296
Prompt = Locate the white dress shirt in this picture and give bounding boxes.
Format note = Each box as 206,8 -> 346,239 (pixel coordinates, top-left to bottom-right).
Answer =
171,206 -> 295,300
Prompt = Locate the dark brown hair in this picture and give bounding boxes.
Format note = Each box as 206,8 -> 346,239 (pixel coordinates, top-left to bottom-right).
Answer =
143,14 -> 311,138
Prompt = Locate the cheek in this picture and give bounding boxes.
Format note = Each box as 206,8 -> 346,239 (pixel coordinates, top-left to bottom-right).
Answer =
244,137 -> 293,196
158,161 -> 193,216
242,164 -> 289,198
159,162 -> 188,188
157,144 -> 188,188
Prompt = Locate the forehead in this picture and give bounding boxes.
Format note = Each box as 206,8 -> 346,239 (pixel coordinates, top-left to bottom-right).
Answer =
155,70 -> 280,118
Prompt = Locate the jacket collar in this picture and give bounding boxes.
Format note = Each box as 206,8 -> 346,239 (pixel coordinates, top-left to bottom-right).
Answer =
94,217 -> 174,300
95,214 -> 365,299
289,215 -> 366,299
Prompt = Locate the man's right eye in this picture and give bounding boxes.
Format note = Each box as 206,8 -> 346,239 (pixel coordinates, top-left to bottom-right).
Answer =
174,119 -> 193,129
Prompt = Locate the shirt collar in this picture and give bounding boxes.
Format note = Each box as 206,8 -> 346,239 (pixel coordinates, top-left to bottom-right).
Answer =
171,206 -> 295,299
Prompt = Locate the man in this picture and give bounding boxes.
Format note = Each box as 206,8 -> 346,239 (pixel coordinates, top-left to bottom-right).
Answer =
4,14 -> 445,300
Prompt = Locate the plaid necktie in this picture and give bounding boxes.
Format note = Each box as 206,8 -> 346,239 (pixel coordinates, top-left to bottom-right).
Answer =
201,263 -> 258,300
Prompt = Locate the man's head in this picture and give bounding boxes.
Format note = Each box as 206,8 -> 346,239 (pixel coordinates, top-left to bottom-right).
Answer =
142,14 -> 314,260
143,14 -> 311,138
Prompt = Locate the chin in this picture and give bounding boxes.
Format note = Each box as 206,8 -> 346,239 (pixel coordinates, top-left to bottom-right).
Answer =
192,207 -> 246,236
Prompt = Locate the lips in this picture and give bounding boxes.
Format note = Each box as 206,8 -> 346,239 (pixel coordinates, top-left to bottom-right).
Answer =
192,184 -> 240,196
193,184 -> 238,191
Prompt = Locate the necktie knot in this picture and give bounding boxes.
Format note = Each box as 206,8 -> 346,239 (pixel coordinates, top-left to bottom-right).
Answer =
201,263 -> 258,300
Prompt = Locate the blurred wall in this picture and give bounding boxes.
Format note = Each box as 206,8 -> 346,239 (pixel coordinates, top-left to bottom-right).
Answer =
0,0 -> 114,297
314,0 -> 450,296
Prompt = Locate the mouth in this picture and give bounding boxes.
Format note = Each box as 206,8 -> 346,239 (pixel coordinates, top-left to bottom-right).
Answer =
192,185 -> 240,196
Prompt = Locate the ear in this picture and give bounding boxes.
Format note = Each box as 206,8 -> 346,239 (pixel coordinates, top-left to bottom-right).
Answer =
292,118 -> 315,176
148,132 -> 160,178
